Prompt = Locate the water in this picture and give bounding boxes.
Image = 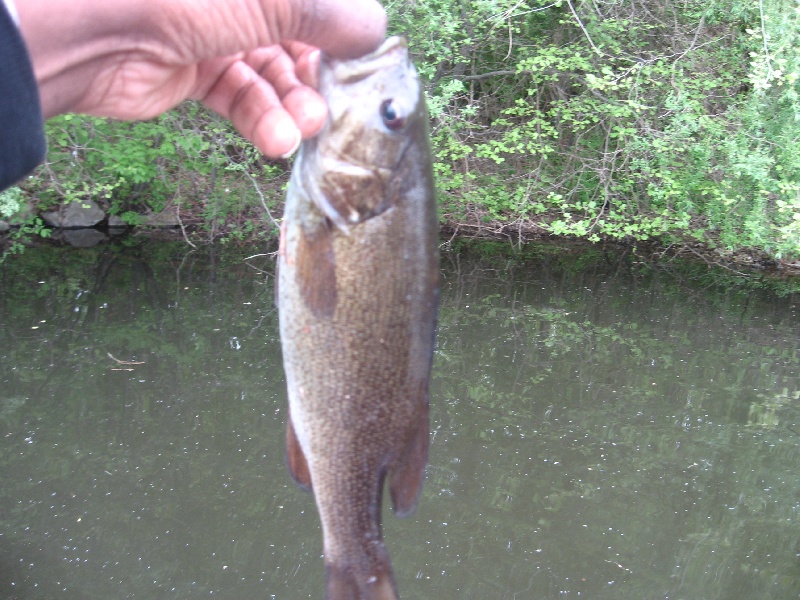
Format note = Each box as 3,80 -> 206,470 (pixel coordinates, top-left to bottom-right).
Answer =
1,240 -> 799,599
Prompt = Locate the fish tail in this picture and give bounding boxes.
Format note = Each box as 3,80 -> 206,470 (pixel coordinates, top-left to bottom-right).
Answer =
325,561 -> 399,600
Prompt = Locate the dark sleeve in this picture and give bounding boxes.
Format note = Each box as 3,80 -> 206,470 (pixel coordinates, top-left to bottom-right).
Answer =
0,2 -> 46,192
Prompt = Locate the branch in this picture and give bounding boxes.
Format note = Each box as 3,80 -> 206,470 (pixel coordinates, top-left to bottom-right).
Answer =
566,0 -> 603,56
463,70 -> 519,81
758,0 -> 773,80
243,168 -> 280,231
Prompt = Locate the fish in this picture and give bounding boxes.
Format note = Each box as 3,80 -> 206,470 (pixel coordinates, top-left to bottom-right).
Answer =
276,36 -> 439,600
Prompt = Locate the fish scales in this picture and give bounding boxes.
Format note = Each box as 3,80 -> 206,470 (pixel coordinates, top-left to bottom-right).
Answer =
277,37 -> 438,600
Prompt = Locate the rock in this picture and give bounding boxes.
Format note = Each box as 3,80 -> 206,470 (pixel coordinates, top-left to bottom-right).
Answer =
0,220 -> 9,232
107,214 -> 128,228
42,199 -> 106,228
142,208 -> 180,228
60,228 -> 107,248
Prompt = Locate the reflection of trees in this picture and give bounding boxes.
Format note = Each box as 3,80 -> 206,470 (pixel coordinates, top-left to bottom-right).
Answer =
0,243 -> 282,419
425,244 -> 800,599
1,241 -> 799,599
0,242 -> 321,599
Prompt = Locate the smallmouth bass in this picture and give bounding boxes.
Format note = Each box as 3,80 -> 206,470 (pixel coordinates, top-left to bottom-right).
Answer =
277,36 -> 438,600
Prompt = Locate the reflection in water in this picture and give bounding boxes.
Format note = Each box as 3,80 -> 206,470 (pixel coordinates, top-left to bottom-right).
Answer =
1,241 -> 799,599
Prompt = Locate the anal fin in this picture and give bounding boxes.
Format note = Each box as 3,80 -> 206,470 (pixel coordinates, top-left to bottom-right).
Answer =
389,405 -> 429,518
286,406 -> 312,491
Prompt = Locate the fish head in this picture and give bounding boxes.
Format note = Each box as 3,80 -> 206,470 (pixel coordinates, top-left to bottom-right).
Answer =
299,36 -> 427,232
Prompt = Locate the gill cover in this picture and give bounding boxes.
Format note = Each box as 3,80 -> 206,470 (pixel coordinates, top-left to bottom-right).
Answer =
299,37 -> 424,232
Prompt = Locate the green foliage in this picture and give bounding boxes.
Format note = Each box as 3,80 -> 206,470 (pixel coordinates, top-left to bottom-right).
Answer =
10,0 -> 800,259
0,186 -> 51,261
29,103 -> 285,243
390,0 -> 800,259
0,186 -> 23,219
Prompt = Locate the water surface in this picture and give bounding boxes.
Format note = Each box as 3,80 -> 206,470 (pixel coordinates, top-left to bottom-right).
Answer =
1,241 -> 799,599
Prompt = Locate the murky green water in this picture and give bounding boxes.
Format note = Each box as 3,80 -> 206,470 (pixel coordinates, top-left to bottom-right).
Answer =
1,240 -> 799,599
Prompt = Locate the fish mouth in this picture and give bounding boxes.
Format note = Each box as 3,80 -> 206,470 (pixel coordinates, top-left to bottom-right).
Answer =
328,36 -> 409,84
365,36 -> 408,60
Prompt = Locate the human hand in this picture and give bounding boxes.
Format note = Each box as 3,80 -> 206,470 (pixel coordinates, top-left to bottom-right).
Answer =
16,0 -> 386,158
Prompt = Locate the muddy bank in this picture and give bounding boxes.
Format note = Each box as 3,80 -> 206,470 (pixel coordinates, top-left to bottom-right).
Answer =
439,215 -> 800,279
3,204 -> 799,281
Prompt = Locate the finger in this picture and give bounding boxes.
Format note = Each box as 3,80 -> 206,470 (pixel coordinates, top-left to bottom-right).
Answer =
161,0 -> 385,66
279,84 -> 327,140
244,46 -> 327,139
198,58 -> 302,158
261,0 -> 386,59
284,41 -> 321,90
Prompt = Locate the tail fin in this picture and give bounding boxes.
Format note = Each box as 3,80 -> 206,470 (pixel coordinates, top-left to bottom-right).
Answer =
325,562 -> 398,600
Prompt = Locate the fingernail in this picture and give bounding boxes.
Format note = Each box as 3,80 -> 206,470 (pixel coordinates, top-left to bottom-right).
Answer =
280,125 -> 302,159
307,50 -> 321,89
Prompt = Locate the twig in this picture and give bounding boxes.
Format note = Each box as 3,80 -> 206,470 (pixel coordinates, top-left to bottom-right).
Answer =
566,0 -> 604,56
174,184 -> 197,249
758,0 -> 773,80
107,352 -> 145,365
244,253 -> 275,275
244,169 -> 280,231
463,70 -> 519,81
674,15 -> 706,63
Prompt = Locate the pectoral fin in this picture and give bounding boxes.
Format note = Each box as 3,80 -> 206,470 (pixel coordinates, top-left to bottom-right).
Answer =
296,220 -> 337,319
286,407 -> 312,491
389,406 -> 429,518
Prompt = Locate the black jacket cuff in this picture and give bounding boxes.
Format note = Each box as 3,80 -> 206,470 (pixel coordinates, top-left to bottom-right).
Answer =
0,1 -> 46,191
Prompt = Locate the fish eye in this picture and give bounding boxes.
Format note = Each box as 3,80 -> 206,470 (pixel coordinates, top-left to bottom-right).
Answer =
380,99 -> 406,131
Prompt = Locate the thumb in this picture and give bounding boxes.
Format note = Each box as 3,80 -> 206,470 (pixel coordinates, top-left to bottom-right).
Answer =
261,0 -> 387,59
